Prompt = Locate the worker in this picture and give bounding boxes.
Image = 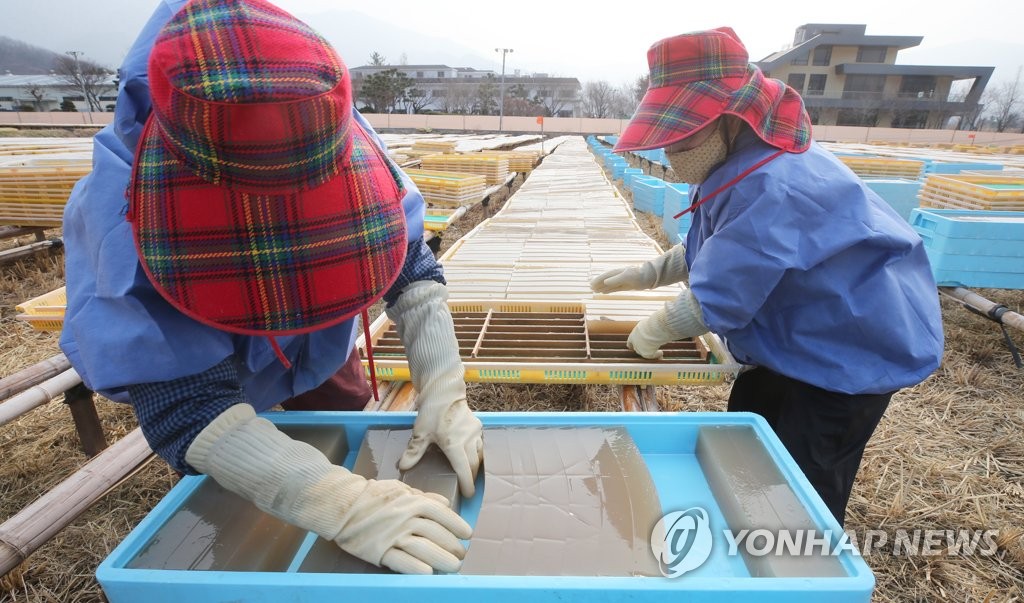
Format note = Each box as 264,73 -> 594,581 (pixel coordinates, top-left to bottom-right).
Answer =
592,27 -> 943,526
59,0 -> 482,574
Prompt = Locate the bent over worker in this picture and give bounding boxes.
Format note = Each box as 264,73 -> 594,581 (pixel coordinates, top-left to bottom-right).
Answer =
592,27 -> 943,526
59,0 -> 482,574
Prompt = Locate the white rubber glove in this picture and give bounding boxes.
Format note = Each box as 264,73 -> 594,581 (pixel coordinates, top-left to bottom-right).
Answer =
627,289 -> 709,359
185,404 -> 471,575
386,281 -> 483,498
590,244 -> 689,293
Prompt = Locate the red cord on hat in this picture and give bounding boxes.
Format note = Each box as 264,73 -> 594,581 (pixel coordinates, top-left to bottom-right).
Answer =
268,337 -> 293,369
673,149 -> 786,219
361,309 -> 380,402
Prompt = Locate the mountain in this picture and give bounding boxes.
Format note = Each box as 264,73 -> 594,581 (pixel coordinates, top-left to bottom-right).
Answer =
0,3 -> 501,74
0,36 -> 62,74
0,0 -> 146,71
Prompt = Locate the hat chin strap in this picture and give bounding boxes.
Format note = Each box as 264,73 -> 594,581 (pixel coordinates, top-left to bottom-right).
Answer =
673,149 -> 786,218
268,337 -> 293,370
361,309 -> 380,402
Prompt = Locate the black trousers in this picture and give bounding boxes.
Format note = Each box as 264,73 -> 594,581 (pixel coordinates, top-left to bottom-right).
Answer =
728,367 -> 892,527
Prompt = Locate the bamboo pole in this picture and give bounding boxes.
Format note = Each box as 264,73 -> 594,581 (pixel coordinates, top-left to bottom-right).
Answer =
0,353 -> 71,401
385,383 -> 417,412
0,368 -> 81,427
620,385 -> 660,412
0,238 -> 62,265
940,287 -> 1024,333
620,385 -> 642,412
0,428 -> 154,577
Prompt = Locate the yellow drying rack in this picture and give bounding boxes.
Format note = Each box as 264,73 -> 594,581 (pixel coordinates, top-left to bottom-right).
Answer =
356,299 -> 739,386
15,286 -> 67,332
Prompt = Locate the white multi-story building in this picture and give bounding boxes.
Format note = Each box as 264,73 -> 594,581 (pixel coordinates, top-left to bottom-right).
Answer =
0,73 -> 117,113
350,64 -> 582,117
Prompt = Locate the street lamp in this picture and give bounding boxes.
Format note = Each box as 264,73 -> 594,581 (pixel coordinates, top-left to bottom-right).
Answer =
494,48 -> 513,132
66,50 -> 93,123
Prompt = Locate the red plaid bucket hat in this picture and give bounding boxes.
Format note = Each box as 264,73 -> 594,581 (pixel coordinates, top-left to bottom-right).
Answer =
615,27 -> 812,154
128,0 -> 407,336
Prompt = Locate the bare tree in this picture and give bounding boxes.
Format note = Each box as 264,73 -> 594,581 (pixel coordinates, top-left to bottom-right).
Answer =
369,52 -> 387,66
52,54 -> 113,112
401,87 -> 432,113
23,85 -> 46,110
632,74 -> 649,106
536,94 -> 570,118
982,66 -> 1023,132
582,80 -> 616,118
440,80 -> 474,114
608,83 -> 637,118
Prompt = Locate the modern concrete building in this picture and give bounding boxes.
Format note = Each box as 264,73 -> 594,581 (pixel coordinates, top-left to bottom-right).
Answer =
754,24 -> 993,129
0,74 -> 117,113
350,64 -> 582,117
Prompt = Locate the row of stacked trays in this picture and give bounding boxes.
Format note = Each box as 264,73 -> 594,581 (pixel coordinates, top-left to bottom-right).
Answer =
404,169 -> 487,207
662,182 -> 692,245
0,146 -> 93,227
630,175 -> 665,216
586,136 -> 690,243
420,153 -> 510,185
822,144 -> 1017,222
910,207 -> 1024,290
633,147 -> 668,166
588,139 -> 629,180
918,174 -> 1024,211
837,155 -> 926,180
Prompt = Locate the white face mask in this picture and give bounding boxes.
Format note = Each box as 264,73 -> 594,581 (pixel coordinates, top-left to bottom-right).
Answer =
666,128 -> 729,184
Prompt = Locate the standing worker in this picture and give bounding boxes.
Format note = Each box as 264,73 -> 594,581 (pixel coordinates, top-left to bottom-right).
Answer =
592,27 -> 943,526
59,0 -> 482,574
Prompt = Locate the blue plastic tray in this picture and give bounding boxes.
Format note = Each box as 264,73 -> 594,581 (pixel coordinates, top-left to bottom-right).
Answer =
911,208 -> 1024,240
663,183 -> 693,243
924,161 -> 1003,175
623,168 -> 644,186
930,269 -> 1024,289
97,412 -> 874,603
864,179 -> 921,222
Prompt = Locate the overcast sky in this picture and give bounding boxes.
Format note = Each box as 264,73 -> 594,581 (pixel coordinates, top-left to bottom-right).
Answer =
3,0 -> 1022,86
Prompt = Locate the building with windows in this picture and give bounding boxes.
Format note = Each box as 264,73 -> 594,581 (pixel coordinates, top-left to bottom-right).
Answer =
754,24 -> 993,129
0,73 -> 117,113
349,64 -> 582,118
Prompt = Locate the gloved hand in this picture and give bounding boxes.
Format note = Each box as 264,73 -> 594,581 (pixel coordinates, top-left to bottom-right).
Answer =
185,404 -> 471,574
386,281 -> 483,498
627,289 -> 709,359
590,244 -> 688,294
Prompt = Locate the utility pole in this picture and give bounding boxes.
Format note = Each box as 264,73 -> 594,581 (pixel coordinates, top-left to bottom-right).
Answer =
65,50 -> 94,123
494,48 -> 513,132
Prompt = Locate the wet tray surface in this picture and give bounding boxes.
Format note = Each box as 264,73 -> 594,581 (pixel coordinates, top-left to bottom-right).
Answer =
98,412 -> 874,603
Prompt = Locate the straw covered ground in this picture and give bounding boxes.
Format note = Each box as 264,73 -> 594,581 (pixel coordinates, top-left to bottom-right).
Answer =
1,143 -> 1022,602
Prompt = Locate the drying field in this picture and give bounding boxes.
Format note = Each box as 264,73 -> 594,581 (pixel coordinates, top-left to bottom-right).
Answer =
1,145 -> 1022,603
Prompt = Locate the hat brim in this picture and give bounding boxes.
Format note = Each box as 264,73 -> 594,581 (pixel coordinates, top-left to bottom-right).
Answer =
129,115 -> 408,336
613,76 -> 747,153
